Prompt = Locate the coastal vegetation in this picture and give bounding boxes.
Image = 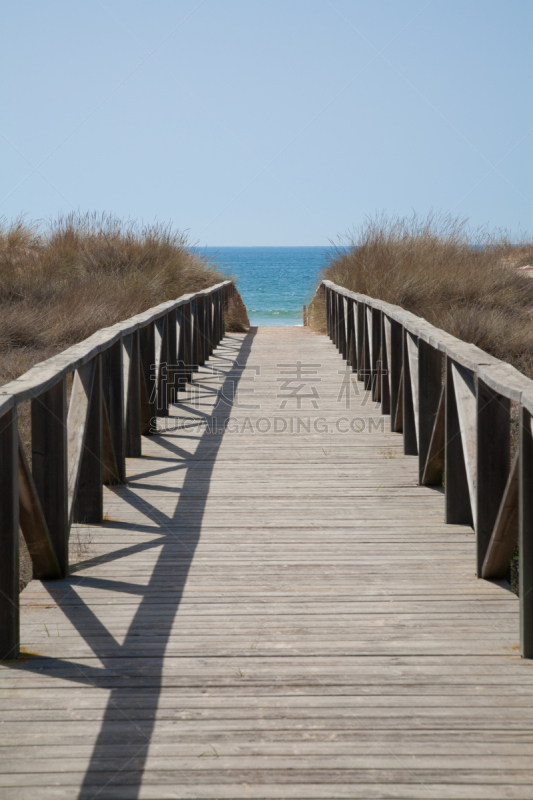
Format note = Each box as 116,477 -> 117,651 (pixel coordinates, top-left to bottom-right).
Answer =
0,212 -> 248,389
0,212 -> 248,590
309,212 -> 533,594
310,212 -> 533,379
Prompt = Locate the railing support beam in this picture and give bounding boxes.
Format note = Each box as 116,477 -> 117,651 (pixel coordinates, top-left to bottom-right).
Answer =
0,406 -> 19,660
520,406 -> 533,658
32,378 -> 68,577
476,379 -> 510,577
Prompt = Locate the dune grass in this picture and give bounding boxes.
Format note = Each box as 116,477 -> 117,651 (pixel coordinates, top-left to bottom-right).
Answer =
0,212 -> 248,590
0,212 -> 249,385
313,212 -> 533,378
311,213 -> 533,595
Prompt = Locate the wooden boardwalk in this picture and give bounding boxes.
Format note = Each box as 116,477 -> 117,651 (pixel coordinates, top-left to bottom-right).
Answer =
2,326 -> 533,799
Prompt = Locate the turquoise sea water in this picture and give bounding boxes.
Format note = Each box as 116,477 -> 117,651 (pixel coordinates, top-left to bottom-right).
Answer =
201,246 -> 332,326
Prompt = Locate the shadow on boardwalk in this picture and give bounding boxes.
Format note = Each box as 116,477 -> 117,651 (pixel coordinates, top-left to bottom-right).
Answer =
12,330 -> 257,799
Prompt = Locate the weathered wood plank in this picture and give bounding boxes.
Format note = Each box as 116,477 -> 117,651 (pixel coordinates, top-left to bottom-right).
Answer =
3,326 -> 533,798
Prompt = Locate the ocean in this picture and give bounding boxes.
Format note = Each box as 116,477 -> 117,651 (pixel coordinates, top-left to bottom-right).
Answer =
200,246 -> 333,326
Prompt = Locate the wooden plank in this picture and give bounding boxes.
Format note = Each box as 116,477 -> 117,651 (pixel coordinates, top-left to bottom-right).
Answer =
4,326 -> 533,796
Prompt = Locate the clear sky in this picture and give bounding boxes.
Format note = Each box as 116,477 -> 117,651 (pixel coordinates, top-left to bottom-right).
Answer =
1,0 -> 531,245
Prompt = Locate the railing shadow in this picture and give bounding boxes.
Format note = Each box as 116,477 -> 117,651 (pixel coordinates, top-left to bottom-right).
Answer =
11,329 -> 257,798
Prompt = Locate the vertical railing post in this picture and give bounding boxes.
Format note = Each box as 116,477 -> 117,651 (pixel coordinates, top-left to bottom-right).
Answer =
362,306 -> 371,390
346,300 -> 356,371
124,331 -> 142,458
389,320 -> 403,433
206,295 -> 214,358
191,300 -> 198,370
218,289 -> 224,343
32,378 -> 68,577
201,295 -> 208,364
445,357 -> 472,526
155,315 -> 169,418
356,301 -> 365,383
184,302 -> 193,380
371,307 -> 381,402
380,313 -> 391,416
193,297 -> 202,367
73,355 -> 103,525
203,295 -> 208,364
402,329 -> 418,455
167,309 -> 177,404
222,286 -> 229,337
177,302 -> 192,394
215,291 -> 222,343
477,380 -> 510,576
520,403 -> 533,657
338,296 -> 346,359
102,340 -> 126,483
331,289 -> 336,344
139,322 -> 156,430
0,402 -> 19,660
330,289 -> 335,341
418,340 -> 443,484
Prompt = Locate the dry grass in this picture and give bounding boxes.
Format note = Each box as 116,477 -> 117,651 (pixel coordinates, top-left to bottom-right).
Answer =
0,212 -> 248,592
316,212 -> 533,378
225,292 -> 250,332
0,212 -> 238,385
307,290 -> 327,334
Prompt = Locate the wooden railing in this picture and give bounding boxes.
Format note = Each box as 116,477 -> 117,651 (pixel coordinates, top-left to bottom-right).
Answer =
0,281 -> 235,660
321,279 -> 533,658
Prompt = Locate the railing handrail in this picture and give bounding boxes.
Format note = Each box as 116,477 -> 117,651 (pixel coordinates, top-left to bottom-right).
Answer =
0,279 -> 236,660
321,280 -> 533,403
319,278 -> 533,659
0,280 -> 233,405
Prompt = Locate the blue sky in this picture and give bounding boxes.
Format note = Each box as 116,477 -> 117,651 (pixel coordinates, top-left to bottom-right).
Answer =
1,0 -> 531,245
